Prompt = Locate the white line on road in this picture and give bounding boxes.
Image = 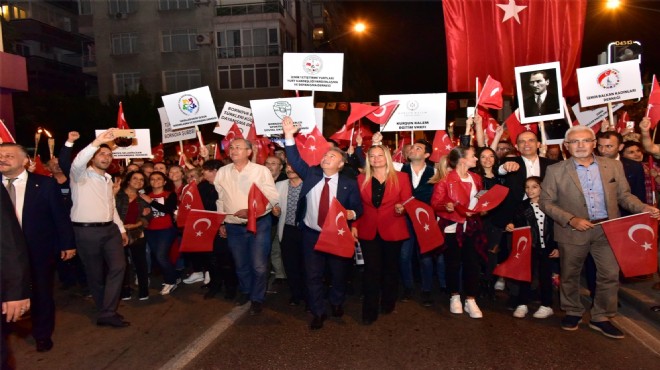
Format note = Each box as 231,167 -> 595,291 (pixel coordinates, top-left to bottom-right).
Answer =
160,304 -> 250,370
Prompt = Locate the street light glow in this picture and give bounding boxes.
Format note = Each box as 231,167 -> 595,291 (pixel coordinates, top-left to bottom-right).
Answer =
353,22 -> 366,33
606,0 -> 621,9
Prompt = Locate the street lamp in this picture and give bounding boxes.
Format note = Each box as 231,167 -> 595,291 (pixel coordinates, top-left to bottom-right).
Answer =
319,21 -> 367,47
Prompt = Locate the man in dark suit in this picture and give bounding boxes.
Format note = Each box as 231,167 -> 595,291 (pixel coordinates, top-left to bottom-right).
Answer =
523,70 -> 560,119
540,125 -> 659,339
1,185 -> 31,368
0,143 -> 76,352
282,116 -> 363,330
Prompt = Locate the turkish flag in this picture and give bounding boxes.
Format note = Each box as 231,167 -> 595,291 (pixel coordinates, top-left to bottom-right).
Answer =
615,111 -> 630,133
152,143 -> 164,163
392,136 -> 412,164
600,213 -> 659,277
484,117 -> 500,144
214,142 -> 222,160
330,123 -> 354,143
117,101 -> 130,129
346,103 -> 378,126
246,123 -> 271,165
180,210 -> 227,252
493,226 -> 533,282
183,142 -> 199,158
429,130 -> 454,163
315,198 -> 355,258
295,126 -> 331,166
443,0 -> 586,97
647,75 -> 660,129
504,109 -> 538,143
0,119 -> 16,144
32,155 -> 51,176
247,183 -> 269,233
178,154 -> 186,167
403,198 -> 444,254
366,100 -> 400,125
473,184 -> 509,212
222,122 -> 245,156
477,76 -> 503,110
589,119 -> 606,135
176,181 -> 204,227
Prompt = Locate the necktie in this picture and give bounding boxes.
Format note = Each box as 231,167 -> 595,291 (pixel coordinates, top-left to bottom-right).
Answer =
317,177 -> 330,228
5,178 -> 17,207
536,95 -> 543,112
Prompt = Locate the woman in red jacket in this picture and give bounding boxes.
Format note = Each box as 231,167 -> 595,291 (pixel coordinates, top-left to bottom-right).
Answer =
431,146 -> 484,318
352,145 -> 412,325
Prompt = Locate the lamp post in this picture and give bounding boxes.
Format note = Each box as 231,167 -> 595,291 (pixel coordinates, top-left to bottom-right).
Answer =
318,22 -> 366,48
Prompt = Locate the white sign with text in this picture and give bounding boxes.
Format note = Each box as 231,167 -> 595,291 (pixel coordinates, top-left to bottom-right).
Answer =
95,129 -> 152,158
283,53 -> 344,92
158,107 -> 196,144
571,102 -> 624,128
214,102 -> 253,136
250,96 -> 316,135
577,60 -> 643,108
161,86 -> 219,129
380,93 -> 447,132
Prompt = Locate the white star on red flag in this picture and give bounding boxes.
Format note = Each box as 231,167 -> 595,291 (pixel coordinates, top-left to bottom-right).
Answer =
196,231 -> 203,237
424,224 -> 430,232
338,228 -> 345,236
642,242 -> 652,251
497,0 -> 527,24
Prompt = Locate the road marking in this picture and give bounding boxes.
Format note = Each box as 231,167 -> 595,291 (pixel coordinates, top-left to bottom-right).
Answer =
613,314 -> 660,356
160,304 -> 249,370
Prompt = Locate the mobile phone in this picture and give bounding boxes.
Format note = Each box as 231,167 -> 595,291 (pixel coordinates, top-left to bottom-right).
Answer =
467,107 -> 476,118
114,129 -> 135,138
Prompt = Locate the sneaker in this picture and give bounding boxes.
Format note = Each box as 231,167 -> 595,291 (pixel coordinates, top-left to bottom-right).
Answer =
121,289 -> 132,301
183,272 -> 204,284
449,295 -> 463,314
138,294 -> 149,301
560,315 -> 582,331
464,299 -> 483,319
589,320 -> 624,339
421,291 -> 433,307
204,271 -> 211,285
533,306 -> 554,319
513,305 -> 528,318
494,277 -> 505,291
160,283 -> 178,295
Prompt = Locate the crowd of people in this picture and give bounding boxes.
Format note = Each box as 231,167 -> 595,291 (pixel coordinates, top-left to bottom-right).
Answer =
2,113 -> 660,365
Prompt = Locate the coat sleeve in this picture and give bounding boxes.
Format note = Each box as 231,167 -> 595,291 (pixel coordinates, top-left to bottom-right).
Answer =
1,186 -> 31,302
539,165 -> 573,227
44,177 -> 76,251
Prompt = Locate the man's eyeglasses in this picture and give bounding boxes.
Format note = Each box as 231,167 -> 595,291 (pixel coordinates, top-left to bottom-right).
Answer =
566,139 -> 595,145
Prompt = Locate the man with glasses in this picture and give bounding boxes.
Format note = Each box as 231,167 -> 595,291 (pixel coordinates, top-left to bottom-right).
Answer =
540,125 -> 659,339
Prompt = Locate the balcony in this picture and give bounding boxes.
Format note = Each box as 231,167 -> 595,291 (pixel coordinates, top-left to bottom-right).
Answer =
216,1 -> 283,17
217,45 -> 280,59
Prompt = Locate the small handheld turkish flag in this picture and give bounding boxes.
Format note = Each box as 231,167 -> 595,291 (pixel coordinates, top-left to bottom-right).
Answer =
180,210 -> 226,252
247,183 -> 269,233
246,122 -> 271,165
346,103 -> 378,126
152,143 -> 164,163
330,122 -> 354,143
472,184 -> 509,212
183,142 -> 200,158
476,76 -> 503,110
615,111 -> 630,133
177,181 -> 204,227
600,213 -> 658,277
493,226 -> 532,282
117,102 -> 130,129
647,75 -> 660,129
0,119 -> 16,144
32,155 -> 51,176
366,100 -> 400,125
402,198 -> 444,254
429,130 -> 454,163
315,198 -> 355,258
505,109 -> 538,143
222,122 -> 245,156
295,126 -> 331,166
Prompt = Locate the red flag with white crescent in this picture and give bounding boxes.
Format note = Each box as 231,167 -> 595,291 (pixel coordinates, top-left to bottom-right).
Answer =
295,126 -> 331,166
0,119 -> 16,144
470,184 -> 509,213
183,142 -> 199,158
330,122 -> 354,142
246,122 -> 271,165
476,76 -> 503,110
222,122 -> 245,156
429,130 -> 454,163
176,180 -> 205,227
366,100 -> 400,125
247,183 -> 269,233
493,226 -> 532,282
346,102 -> 378,126
615,111 -> 630,133
647,75 -> 660,129
180,210 -> 226,252
315,198 -> 355,258
600,213 -> 659,277
152,143 -> 164,163
117,101 -> 130,129
402,198 -> 444,254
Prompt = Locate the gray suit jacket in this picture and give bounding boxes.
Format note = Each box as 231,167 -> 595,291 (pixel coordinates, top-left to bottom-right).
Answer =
539,155 -> 647,245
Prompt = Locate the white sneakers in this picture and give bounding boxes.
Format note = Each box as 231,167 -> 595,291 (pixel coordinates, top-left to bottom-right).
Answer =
183,272 -> 204,284
533,306 -> 554,319
513,305 -> 528,318
203,271 -> 211,285
160,283 -> 178,295
449,295 -> 463,314
494,278 -> 505,291
463,299 -> 483,319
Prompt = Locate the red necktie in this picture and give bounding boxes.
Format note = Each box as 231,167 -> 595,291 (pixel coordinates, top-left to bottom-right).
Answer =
317,177 -> 330,228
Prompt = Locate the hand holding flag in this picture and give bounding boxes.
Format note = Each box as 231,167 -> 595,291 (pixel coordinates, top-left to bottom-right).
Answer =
493,226 -> 533,282
247,183 -> 270,233
315,198 -> 355,258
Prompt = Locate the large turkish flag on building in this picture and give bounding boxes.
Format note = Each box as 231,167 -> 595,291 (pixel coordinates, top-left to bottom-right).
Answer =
443,0 -> 586,97
600,213 -> 658,277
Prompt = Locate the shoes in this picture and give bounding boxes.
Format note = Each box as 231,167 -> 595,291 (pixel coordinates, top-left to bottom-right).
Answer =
331,305 -> 344,318
401,288 -> 413,302
183,272 -> 204,284
97,314 -> 130,328
310,314 -> 327,330
138,293 -> 149,301
449,295 -> 463,314
121,289 -> 132,301
533,306 -> 554,319
494,277 -> 505,291
160,283 -> 178,295
36,338 -> 53,352
464,299 -> 483,319
589,320 -> 625,339
421,291 -> 434,307
235,293 -> 249,306
561,315 -> 582,331
204,289 -> 219,300
204,271 -> 211,285
513,305 -> 528,318
249,301 -> 263,315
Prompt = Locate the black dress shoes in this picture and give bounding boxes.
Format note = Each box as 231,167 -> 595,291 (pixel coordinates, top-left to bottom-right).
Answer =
331,305 -> 344,317
36,338 -> 53,352
97,314 -> 130,328
310,314 -> 327,330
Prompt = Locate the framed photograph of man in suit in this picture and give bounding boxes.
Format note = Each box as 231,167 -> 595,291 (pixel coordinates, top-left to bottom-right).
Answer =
515,62 -> 565,125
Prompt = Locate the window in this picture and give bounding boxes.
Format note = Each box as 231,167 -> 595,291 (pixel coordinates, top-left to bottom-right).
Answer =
114,72 -> 140,95
79,0 -> 93,15
162,29 -> 199,52
163,69 -> 202,92
218,63 -> 280,90
108,0 -> 136,14
216,27 -> 279,59
111,33 -> 138,55
158,0 -> 193,11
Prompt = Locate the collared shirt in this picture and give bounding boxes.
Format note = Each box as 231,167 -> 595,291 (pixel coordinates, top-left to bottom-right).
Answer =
521,155 -> 540,178
573,156 -> 608,220
69,144 -> 125,232
214,161 -> 279,225
535,91 -> 548,107
304,172 -> 339,232
285,181 -> 302,226
2,170 -> 28,226
411,164 -> 428,189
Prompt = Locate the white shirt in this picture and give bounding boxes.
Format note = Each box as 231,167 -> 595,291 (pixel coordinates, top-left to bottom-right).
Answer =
521,155 -> 540,178
2,170 -> 28,227
69,144 -> 125,232
411,164 -> 434,189
304,172 -> 339,232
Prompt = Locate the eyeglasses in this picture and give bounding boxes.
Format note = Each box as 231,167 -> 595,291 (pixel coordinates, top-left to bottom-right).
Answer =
566,139 -> 595,145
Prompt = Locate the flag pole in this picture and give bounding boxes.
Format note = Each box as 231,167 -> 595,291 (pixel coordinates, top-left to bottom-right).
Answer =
195,125 -> 205,148
539,121 -> 547,143
607,103 -> 614,129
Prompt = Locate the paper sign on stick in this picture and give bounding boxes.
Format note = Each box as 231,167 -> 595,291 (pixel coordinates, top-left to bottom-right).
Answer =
161,86 -> 219,129
577,60 -> 643,108
380,93 -> 446,132
250,96 -> 316,136
571,102 -> 624,128
283,53 -> 344,92
159,107 -> 196,144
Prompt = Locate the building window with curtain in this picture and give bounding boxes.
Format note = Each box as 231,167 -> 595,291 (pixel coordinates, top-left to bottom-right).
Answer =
162,29 -> 199,52
114,72 -> 140,95
163,69 -> 202,92
111,33 -> 138,55
158,0 -> 193,11
108,0 -> 136,14
217,63 -> 280,90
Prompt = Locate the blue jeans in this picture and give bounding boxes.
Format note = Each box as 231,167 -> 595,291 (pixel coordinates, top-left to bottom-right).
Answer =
399,218 -> 415,290
144,227 -> 178,285
226,216 -> 272,303
420,253 -> 446,292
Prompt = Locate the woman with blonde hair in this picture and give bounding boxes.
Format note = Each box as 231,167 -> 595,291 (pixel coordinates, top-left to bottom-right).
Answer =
352,145 -> 412,325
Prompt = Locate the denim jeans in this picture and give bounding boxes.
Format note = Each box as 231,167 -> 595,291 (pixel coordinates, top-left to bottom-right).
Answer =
420,252 -> 446,293
226,216 -> 272,303
399,218 -> 415,290
144,227 -> 178,285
